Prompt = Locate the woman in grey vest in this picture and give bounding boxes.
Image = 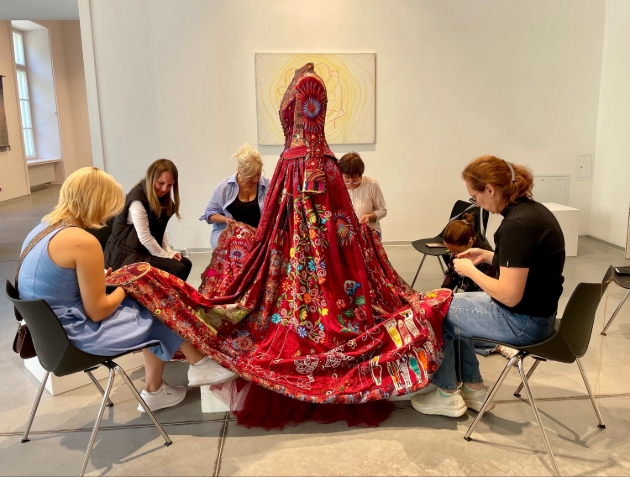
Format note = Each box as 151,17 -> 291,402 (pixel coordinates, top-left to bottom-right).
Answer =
105,159 -> 192,281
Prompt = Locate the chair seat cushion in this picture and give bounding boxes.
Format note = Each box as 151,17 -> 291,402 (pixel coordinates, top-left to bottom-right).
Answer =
411,236 -> 448,256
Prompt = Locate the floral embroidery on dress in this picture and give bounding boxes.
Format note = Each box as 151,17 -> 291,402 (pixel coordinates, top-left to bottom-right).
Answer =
334,210 -> 354,246
107,64 -> 453,406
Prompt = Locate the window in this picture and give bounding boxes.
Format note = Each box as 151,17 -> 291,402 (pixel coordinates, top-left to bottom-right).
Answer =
12,30 -> 36,158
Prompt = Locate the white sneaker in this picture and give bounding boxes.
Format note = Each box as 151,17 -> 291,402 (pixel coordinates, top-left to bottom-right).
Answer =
188,357 -> 237,387
137,382 -> 186,412
462,385 -> 496,412
411,388 -> 467,417
389,383 -> 437,401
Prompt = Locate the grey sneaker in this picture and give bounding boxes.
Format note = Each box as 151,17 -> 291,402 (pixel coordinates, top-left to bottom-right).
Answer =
411,388 -> 467,417
137,382 -> 186,412
462,385 -> 496,412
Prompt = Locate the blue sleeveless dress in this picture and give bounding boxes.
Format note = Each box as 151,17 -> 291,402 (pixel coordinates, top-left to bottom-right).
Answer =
17,223 -> 183,360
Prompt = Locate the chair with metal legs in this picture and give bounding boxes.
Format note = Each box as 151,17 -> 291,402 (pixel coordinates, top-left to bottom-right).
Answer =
410,200 -> 489,289
6,280 -> 172,477
463,268 -> 612,477
601,267 -> 630,335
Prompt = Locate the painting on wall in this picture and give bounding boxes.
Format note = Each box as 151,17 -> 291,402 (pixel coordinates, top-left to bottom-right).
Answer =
255,53 -> 376,145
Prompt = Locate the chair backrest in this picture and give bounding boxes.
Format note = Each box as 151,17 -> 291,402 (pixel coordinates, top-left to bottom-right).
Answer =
6,280 -> 104,376
85,216 -> 114,252
441,200 -> 491,241
449,200 -> 473,220
558,280 -> 608,359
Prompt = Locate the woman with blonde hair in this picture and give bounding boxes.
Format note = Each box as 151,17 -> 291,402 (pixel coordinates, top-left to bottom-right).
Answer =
18,167 -> 234,412
412,155 -> 565,418
200,143 -> 270,248
105,159 -> 192,281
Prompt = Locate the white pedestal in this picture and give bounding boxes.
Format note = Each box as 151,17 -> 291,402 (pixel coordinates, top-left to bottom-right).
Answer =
198,385 -> 429,412
24,352 -> 145,396
200,386 -> 230,413
483,203 -> 579,257
542,203 -> 579,257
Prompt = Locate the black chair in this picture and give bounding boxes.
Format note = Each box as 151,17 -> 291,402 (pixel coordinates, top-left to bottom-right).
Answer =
601,266 -> 630,335
464,267 -> 613,477
6,280 -> 172,477
85,216 -> 114,252
410,200 -> 489,288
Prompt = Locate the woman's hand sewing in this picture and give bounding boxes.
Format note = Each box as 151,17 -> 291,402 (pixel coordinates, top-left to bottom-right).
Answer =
457,247 -> 493,265
453,258 -> 477,278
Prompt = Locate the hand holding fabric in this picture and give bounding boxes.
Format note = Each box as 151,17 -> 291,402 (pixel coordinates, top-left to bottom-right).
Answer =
359,214 -> 373,224
453,257 -> 477,278
457,247 -> 490,266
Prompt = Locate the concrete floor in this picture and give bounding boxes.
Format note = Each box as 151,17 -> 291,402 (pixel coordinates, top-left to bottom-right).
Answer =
1,185 -> 630,476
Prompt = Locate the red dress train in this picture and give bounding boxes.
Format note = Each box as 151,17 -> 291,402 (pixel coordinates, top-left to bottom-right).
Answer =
106,63 -> 451,429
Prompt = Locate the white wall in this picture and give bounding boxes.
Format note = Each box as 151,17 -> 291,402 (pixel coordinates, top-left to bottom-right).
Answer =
60,21 -> 93,170
590,0 -> 630,248
38,20 -> 94,176
83,0 -> 606,249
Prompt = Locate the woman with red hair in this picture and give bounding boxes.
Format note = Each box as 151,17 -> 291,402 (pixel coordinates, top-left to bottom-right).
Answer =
412,155 -> 565,418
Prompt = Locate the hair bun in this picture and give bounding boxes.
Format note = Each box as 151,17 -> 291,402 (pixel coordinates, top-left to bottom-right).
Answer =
461,212 -> 475,227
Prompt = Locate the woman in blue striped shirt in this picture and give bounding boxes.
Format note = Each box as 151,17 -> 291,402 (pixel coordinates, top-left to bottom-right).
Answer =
200,143 -> 270,249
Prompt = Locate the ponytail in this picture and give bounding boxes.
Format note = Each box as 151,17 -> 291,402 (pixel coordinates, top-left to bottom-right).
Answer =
443,213 -> 478,247
462,155 -> 533,206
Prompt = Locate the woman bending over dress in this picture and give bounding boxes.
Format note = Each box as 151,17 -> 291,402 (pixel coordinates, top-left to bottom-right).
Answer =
412,155 -> 565,417
441,212 -> 494,292
339,152 -> 387,239
200,143 -> 270,249
105,159 -> 192,281
19,168 -> 234,412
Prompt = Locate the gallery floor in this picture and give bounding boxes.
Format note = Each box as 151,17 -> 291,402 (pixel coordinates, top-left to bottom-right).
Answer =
1,186 -> 630,476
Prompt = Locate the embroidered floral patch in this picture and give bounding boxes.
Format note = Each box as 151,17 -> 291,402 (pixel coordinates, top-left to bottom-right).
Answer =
334,211 -> 354,246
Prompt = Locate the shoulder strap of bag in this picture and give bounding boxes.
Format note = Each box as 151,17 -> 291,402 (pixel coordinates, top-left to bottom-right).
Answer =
14,220 -> 79,320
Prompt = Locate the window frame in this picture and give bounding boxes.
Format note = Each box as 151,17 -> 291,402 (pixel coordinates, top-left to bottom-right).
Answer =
12,29 -> 36,159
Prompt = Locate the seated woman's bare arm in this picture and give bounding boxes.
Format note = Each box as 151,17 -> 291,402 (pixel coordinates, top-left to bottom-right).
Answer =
469,266 -> 528,307
49,228 -> 126,322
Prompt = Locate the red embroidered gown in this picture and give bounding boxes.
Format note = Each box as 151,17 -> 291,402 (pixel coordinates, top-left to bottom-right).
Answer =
107,64 -> 451,428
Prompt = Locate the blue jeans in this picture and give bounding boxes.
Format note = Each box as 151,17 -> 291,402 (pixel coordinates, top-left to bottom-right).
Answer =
432,292 -> 556,391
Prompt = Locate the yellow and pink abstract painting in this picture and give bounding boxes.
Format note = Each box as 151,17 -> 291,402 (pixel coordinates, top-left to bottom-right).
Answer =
255,53 -> 376,145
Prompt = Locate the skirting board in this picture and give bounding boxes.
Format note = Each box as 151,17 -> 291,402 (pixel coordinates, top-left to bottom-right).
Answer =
24,352 -> 145,396
581,235 -> 625,252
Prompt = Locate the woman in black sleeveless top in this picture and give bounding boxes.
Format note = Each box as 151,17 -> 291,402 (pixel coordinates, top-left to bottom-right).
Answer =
105,159 -> 192,281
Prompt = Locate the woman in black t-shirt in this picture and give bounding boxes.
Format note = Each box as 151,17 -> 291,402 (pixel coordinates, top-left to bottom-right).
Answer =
413,155 -> 565,418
